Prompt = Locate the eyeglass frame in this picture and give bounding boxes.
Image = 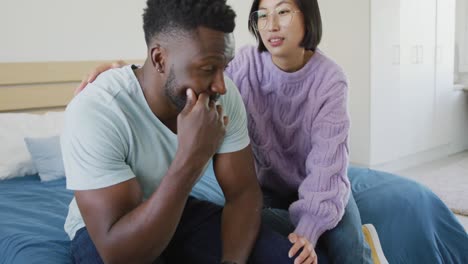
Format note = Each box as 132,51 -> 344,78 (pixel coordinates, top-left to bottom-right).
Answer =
249,6 -> 301,31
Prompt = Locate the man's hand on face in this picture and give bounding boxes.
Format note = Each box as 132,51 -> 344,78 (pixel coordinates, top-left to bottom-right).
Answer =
176,88 -> 228,169
74,60 -> 127,96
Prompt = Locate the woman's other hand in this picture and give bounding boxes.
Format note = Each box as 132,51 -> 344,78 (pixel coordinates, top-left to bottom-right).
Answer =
288,233 -> 317,264
74,60 -> 127,95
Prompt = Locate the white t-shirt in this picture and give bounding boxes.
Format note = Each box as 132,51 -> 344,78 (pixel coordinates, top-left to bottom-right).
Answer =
62,65 -> 250,239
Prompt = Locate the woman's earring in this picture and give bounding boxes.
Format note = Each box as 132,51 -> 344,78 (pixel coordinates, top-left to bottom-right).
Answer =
157,68 -> 161,73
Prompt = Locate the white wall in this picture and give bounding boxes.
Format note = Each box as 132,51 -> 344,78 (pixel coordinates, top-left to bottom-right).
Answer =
4,0 -> 464,167
0,0 -> 255,63
0,0 -> 147,62
318,0 -> 371,165
227,0 -> 257,50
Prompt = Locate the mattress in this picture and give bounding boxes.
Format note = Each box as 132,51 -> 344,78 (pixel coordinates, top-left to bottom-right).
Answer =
0,175 -> 72,264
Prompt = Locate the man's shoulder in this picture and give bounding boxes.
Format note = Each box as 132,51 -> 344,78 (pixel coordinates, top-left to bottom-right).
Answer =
67,66 -> 136,118
220,75 -> 242,106
66,86 -> 117,124
76,66 -> 135,102
63,98 -> 122,145
64,76 -> 132,138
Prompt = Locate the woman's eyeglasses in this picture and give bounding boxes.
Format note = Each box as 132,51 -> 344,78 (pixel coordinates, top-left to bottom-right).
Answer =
250,6 -> 301,31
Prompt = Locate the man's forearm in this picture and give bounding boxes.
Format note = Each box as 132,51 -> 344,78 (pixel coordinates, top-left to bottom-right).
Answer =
96,156 -> 204,263
220,186 -> 263,264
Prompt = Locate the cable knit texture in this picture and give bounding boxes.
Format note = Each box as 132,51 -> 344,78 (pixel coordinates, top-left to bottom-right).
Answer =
225,46 -> 351,245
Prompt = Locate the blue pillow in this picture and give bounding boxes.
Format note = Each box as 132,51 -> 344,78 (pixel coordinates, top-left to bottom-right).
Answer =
24,136 -> 65,182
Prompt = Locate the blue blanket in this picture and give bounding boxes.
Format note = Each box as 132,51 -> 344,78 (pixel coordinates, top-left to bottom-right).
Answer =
0,175 -> 72,264
193,164 -> 468,263
348,167 -> 468,263
1,168 -> 467,263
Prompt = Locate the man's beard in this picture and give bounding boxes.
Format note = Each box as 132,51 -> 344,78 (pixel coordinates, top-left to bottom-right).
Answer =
164,67 -> 222,113
164,68 -> 186,113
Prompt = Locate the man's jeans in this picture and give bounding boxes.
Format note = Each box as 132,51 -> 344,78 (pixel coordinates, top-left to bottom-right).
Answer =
262,189 -> 373,264
70,197 -> 297,264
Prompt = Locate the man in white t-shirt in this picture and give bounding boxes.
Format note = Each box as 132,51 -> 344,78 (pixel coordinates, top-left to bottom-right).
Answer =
61,0 -> 297,264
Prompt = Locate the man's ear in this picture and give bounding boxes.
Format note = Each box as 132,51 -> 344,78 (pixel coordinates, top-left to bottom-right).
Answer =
150,44 -> 166,73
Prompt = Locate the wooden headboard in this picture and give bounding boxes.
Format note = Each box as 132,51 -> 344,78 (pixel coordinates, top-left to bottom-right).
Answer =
0,60 -> 142,113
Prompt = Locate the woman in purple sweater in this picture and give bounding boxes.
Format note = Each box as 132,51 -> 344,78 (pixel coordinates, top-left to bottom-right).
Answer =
219,0 -> 383,263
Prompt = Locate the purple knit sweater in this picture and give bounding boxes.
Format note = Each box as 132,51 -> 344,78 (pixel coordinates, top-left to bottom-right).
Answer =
225,46 -> 351,245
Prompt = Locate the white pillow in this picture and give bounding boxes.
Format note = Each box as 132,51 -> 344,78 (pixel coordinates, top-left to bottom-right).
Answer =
0,111 -> 64,180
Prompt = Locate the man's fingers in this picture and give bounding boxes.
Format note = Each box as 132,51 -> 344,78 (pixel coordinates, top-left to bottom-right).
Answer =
208,100 -> 216,110
197,93 -> 210,108
216,105 -> 228,128
216,104 -> 224,119
181,88 -> 196,114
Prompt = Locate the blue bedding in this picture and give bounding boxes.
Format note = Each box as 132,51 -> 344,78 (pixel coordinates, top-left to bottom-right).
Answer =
348,167 -> 468,263
193,165 -> 468,263
0,175 -> 72,264
1,168 -> 467,264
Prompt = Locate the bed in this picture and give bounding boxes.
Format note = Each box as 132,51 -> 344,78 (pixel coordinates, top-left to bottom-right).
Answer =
2,169 -> 467,264
0,61 -> 94,264
0,176 -> 72,264
0,61 -> 123,264
0,61 -> 467,264
193,164 -> 468,263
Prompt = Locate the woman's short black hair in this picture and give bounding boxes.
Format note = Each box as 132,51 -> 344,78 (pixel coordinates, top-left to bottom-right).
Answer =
248,0 -> 322,52
143,0 -> 236,46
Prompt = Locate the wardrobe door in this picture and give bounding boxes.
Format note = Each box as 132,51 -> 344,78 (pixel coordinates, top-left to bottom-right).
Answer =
434,0 -> 456,146
399,0 -> 437,156
457,0 -> 468,72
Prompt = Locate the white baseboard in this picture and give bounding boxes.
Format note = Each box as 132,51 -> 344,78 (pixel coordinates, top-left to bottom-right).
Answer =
352,143 -> 468,173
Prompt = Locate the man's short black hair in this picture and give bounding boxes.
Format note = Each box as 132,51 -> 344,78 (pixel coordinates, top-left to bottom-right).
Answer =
248,0 -> 322,52
143,0 -> 236,45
